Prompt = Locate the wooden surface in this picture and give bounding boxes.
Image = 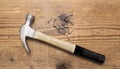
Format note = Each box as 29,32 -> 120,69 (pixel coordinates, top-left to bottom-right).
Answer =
0,0 -> 120,69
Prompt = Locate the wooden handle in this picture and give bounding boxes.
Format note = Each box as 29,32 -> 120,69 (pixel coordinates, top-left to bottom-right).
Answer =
33,31 -> 76,53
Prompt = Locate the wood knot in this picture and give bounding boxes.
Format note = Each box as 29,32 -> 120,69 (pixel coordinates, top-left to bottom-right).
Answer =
56,62 -> 71,69
10,57 -> 14,62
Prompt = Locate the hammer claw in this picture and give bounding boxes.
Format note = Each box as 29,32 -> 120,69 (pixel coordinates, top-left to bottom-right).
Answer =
23,38 -> 31,54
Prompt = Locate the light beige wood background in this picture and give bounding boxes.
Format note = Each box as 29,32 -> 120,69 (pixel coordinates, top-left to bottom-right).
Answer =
0,0 -> 120,69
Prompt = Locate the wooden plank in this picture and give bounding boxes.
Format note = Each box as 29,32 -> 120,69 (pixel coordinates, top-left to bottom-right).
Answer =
0,0 -> 120,69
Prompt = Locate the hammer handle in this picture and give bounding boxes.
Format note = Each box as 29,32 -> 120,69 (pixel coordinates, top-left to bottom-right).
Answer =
34,31 -> 105,63
34,31 -> 76,53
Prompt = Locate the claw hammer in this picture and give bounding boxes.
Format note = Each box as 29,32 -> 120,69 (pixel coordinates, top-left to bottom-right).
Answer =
20,14 -> 105,64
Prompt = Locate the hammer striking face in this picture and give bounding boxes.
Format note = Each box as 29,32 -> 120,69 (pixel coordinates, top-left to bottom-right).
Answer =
20,14 -> 105,64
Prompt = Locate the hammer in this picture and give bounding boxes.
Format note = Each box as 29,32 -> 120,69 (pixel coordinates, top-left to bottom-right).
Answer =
20,14 -> 105,64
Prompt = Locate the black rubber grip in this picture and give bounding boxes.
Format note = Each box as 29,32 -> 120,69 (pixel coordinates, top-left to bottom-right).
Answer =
74,45 -> 105,64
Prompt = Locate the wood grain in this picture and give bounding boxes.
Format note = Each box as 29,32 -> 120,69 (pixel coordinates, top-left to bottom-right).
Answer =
0,0 -> 120,69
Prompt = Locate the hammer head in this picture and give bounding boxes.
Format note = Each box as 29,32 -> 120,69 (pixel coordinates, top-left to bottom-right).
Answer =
20,14 -> 35,54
